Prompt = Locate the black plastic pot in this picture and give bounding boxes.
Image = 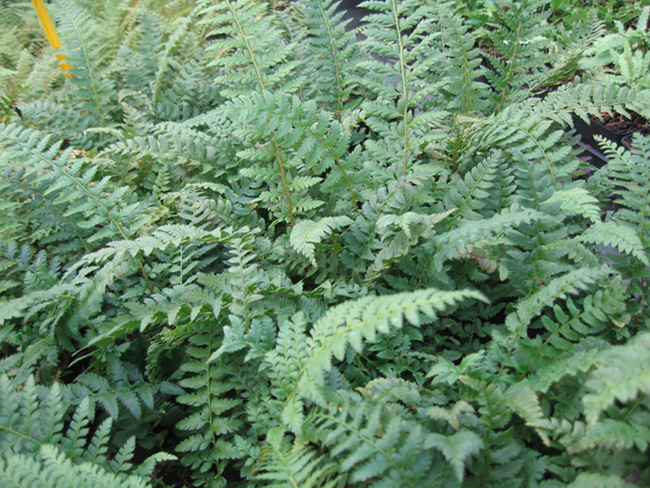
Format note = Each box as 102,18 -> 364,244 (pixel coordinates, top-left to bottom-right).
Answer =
575,140 -> 608,168
622,133 -> 637,151
572,114 -> 633,150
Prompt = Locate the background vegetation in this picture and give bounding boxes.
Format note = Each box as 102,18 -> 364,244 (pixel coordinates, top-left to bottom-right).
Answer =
1,0 -> 650,486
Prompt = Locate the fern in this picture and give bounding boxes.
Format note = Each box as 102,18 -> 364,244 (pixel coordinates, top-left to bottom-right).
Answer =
290,216 -> 351,266
197,0 -> 300,95
0,375 -> 171,484
176,328 -> 244,487
0,444 -> 152,488
358,0 -> 448,175
253,427 -> 341,488
2,2 -> 650,486
313,394 -> 438,487
54,0 -> 118,134
0,124 -> 149,250
296,0 -> 361,120
583,333 -> 650,426
280,288 -> 485,432
482,0 -> 553,113
435,2 -> 488,115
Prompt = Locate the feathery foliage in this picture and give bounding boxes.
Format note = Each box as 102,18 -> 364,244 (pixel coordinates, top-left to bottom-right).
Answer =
1,0 -> 650,486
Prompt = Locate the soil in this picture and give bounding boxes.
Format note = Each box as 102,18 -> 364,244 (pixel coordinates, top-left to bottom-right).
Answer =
590,110 -> 650,136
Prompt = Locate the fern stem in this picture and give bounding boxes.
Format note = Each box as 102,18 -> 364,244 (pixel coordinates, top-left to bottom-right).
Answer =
0,425 -> 44,449
304,126 -> 358,210
274,140 -> 296,225
316,0 -> 344,121
623,395 -> 644,422
495,3 -> 524,115
391,0 -> 410,176
225,0 -> 266,91
58,8 -> 106,128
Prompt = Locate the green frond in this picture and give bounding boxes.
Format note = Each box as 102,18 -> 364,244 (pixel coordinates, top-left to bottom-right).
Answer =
522,281 -> 626,373
197,0 -> 300,94
0,444 -> 152,488
505,265 -> 611,339
290,216 -> 351,266
435,2 -> 488,115
282,288 -> 486,432
176,326 -> 245,486
577,418 -> 650,451
425,429 -> 482,482
548,188 -> 601,223
583,333 -> 650,426
598,134 -> 650,261
443,151 -> 503,224
314,394 -> 439,487
528,349 -> 602,393
0,124 -> 150,251
579,222 -> 649,266
567,472 -> 633,488
54,0 -> 118,133
254,428 -> 341,488
296,0 -> 361,119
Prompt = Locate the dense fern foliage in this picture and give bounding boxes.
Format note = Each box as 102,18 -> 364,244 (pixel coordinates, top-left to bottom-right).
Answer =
2,0 -> 650,486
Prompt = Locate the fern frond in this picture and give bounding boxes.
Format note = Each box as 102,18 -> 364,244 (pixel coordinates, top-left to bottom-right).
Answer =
505,265 -> 611,339
433,205 -> 543,272
254,427 -> 341,488
176,327 -> 245,487
314,393 -> 437,486
435,2 -> 488,115
583,333 -> 650,426
282,288 -> 485,432
55,0 -> 118,133
223,90 -> 361,217
425,429 -> 482,482
522,281 -> 626,374
296,0 -> 361,119
197,0 -> 300,94
579,222 -> 649,266
577,418 -> 650,451
598,134 -> 650,252
0,444 -> 152,488
548,188 -> 601,223
443,151 -> 503,225
482,0 -> 552,113
567,472 -> 632,488
0,124 -> 149,249
290,216 -> 351,266
358,0 -> 448,175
